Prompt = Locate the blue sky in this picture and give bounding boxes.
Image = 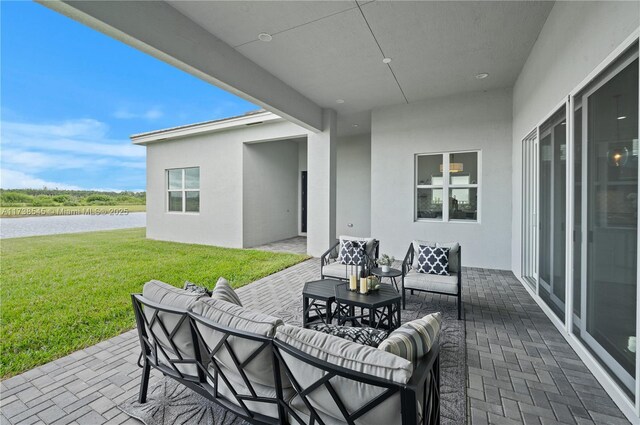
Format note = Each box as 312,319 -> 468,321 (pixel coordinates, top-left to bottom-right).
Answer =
1,1 -> 256,191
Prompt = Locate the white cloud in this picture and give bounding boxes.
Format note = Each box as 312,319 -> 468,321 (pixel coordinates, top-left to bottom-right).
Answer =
0,169 -> 83,190
2,120 -> 144,158
0,118 -> 146,190
1,149 -> 145,172
114,107 -> 163,120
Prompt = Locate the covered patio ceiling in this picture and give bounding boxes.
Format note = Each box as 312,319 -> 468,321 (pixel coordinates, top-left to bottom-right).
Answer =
41,0 -> 552,134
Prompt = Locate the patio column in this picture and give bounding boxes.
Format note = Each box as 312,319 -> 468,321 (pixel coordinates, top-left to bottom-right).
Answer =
306,109 -> 337,257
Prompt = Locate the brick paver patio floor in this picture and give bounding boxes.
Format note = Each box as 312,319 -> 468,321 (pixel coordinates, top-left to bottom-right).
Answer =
0,252 -> 631,424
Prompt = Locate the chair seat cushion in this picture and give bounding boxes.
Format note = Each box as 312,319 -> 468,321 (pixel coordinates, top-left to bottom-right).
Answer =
378,313 -> 441,365
322,262 -> 363,279
308,323 -> 388,347
403,270 -> 458,294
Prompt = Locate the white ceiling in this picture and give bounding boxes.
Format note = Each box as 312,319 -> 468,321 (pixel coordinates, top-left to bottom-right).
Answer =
168,0 -> 553,134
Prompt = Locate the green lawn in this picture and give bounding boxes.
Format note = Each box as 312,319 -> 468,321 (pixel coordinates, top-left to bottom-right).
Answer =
0,228 -> 308,378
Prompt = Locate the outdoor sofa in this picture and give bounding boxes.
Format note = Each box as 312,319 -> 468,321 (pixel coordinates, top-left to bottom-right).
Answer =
132,280 -> 440,425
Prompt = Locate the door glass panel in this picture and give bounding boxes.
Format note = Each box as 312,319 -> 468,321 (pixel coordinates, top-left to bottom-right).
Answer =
584,56 -> 638,395
538,107 -> 567,322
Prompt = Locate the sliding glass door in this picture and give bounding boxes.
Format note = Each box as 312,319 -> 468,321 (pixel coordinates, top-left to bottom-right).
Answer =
522,131 -> 538,289
538,108 -> 567,321
522,41 -> 638,400
573,49 -> 639,396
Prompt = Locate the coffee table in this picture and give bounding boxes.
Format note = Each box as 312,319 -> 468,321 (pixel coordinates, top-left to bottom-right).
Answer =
302,279 -> 342,328
334,283 -> 401,330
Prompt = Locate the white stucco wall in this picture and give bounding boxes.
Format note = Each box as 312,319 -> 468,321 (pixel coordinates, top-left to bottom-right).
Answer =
336,134 -> 372,238
511,1 -> 640,275
371,88 -> 513,269
307,110 -> 337,256
242,139 -> 299,247
145,120 -> 307,247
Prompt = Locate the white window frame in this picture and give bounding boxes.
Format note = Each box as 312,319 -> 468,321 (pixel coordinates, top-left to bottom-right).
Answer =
167,167 -> 200,213
414,150 -> 481,223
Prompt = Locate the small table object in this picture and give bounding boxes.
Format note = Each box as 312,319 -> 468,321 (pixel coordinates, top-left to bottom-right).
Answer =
334,283 -> 401,330
302,279 -> 341,328
370,267 -> 402,292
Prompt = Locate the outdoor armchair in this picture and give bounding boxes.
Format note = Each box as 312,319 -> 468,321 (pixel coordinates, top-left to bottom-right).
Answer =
401,242 -> 462,320
320,236 -> 379,281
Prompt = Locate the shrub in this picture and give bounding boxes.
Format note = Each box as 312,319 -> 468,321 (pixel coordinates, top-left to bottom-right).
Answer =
84,194 -> 116,205
31,195 -> 56,207
1,192 -> 34,205
52,195 -> 72,204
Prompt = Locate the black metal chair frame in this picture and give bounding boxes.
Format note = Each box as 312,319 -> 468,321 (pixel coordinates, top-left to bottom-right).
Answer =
401,244 -> 463,320
320,239 -> 380,281
132,293 -> 440,425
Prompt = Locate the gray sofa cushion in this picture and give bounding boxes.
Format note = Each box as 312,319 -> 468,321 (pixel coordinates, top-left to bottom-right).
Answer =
191,298 -> 287,388
412,240 -> 460,273
403,269 -> 458,294
210,363 -> 295,419
142,280 -> 207,376
210,277 -> 242,306
275,324 -> 413,425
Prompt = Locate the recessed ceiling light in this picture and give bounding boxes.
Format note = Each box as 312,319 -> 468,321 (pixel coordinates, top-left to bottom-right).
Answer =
336,99 -> 345,104
352,124 -> 359,128
618,116 -> 627,120
475,73 -> 489,80
382,58 -> 392,64
258,33 -> 272,42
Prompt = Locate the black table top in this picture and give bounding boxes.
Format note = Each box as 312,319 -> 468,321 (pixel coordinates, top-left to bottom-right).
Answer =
370,267 -> 402,278
334,283 -> 401,308
302,279 -> 342,300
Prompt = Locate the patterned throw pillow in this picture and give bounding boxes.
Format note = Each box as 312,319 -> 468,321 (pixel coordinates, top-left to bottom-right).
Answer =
378,313 -> 442,364
309,323 -> 388,347
210,277 -> 242,306
338,240 -> 367,266
183,280 -> 211,296
417,245 -> 450,276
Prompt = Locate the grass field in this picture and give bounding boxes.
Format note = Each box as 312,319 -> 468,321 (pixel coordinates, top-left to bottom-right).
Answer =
0,228 -> 309,378
0,204 -> 146,218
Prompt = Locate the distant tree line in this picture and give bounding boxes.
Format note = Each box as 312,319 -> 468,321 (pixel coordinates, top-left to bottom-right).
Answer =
0,189 -> 146,207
